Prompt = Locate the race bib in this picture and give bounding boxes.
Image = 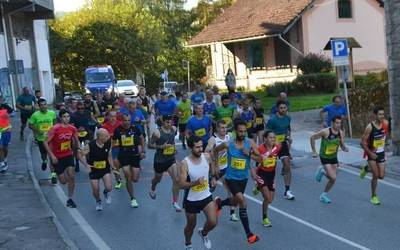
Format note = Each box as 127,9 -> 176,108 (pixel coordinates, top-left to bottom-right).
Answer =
246,122 -> 252,129
25,105 -> 32,110
262,157 -> 276,169
276,134 -> 286,143
113,140 -> 120,146
218,155 -> 227,167
231,157 -> 246,170
143,106 -> 148,112
39,123 -> 51,131
78,131 -> 88,138
191,179 -> 208,192
325,144 -> 338,155
60,141 -> 71,151
256,118 -> 263,125
93,160 -> 106,169
121,135 -> 134,146
163,146 -> 175,155
107,105 -> 112,110
222,117 -> 232,125
373,139 -> 385,149
97,117 -> 105,124
195,128 -> 206,137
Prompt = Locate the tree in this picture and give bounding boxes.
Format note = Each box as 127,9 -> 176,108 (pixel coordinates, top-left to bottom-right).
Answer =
384,0 -> 400,155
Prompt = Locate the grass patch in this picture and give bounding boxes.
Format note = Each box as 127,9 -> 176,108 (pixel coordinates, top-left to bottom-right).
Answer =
251,92 -> 337,112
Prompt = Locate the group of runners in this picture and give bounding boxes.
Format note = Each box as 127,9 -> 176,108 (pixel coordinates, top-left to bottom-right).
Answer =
1,84 -> 389,250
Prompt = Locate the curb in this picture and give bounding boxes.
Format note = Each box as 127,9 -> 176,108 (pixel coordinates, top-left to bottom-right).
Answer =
25,131 -> 78,250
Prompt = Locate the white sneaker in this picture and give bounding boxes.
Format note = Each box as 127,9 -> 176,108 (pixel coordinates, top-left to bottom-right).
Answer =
0,162 -> 7,173
104,191 -> 112,204
96,201 -> 103,211
172,202 -> 182,212
149,190 -> 156,200
197,228 -> 211,249
284,190 -> 295,200
230,213 -> 239,222
185,244 -> 193,250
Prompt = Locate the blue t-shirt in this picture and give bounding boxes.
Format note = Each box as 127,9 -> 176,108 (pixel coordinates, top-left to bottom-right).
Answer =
186,115 -> 212,144
154,100 -> 176,116
16,94 -> 36,114
226,139 -> 251,180
323,104 -> 347,126
190,92 -> 205,104
203,102 -> 217,117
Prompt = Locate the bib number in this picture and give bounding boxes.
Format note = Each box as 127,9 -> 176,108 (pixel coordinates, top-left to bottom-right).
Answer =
195,128 -> 206,137
121,135 -> 134,146
218,155 -> 227,167
97,117 -> 105,124
256,118 -> 263,125
107,105 -> 112,110
78,131 -> 88,138
93,161 -> 106,169
40,123 -> 51,131
373,139 -> 385,153
163,146 -> 175,155
222,117 -> 232,125
143,106 -> 148,112
262,157 -> 276,169
276,134 -> 286,143
60,141 -> 71,151
246,122 -> 252,129
231,158 -> 246,170
325,144 -> 338,155
191,179 -> 208,192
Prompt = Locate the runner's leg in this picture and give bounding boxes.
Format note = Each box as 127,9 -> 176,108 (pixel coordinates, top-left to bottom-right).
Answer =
323,164 -> 337,193
184,213 -> 197,246
202,201 -> 217,235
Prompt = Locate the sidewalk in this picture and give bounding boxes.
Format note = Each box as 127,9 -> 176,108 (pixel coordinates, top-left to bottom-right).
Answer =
0,118 -> 69,249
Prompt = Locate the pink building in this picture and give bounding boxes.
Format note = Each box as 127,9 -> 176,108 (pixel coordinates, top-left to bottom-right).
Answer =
188,0 -> 386,90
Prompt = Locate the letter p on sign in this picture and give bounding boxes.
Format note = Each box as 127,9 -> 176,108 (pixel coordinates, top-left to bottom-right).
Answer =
331,39 -> 349,57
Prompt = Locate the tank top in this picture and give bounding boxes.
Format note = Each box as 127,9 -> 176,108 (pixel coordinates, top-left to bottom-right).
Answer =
214,134 -> 230,170
154,127 -> 176,163
258,143 -> 280,172
368,122 -> 386,153
139,95 -> 150,113
226,138 -> 251,180
254,107 -> 264,126
319,128 -> 341,159
87,140 -> 111,170
185,154 -> 211,201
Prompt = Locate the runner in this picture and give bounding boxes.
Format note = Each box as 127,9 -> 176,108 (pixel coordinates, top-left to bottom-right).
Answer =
238,98 -> 255,139
79,128 -> 113,211
190,84 -> 205,105
16,87 -> 36,141
214,120 -> 260,244
113,113 -> 145,208
28,98 -> 57,183
180,136 -> 218,250
95,93 -> 109,125
266,100 -> 295,200
310,116 -> 348,203
154,91 -> 177,120
252,130 -> 281,227
253,99 -> 265,145
204,89 -> 217,131
177,92 -> 191,149
102,111 -> 123,189
44,110 -> 79,208
0,95 -> 13,173
205,120 -> 238,222
148,114 -> 181,212
186,104 -> 213,151
83,93 -> 100,117
214,94 -> 235,132
359,106 -> 389,205
137,87 -> 152,138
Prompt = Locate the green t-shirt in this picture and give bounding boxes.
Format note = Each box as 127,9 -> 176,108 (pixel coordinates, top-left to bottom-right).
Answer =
28,110 -> 57,141
178,100 -> 192,124
215,106 -> 234,129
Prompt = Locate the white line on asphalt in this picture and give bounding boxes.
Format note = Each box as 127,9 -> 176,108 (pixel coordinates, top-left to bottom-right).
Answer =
53,185 -> 112,250
339,166 -> 400,190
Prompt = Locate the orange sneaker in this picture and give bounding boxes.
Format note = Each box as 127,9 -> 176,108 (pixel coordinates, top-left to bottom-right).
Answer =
247,234 -> 259,244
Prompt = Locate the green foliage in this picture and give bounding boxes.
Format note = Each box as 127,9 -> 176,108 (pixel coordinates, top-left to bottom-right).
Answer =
297,53 -> 333,75
354,70 -> 388,88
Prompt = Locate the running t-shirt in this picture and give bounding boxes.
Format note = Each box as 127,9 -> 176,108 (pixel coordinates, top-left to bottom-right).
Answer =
178,100 -> 192,124
368,122 -> 387,153
258,144 -> 281,172
226,139 -> 251,180
266,114 -> 291,143
190,92 -> 205,104
17,94 -> 36,114
28,110 -> 57,141
323,104 -> 347,127
113,125 -> 142,156
204,102 -> 217,120
186,115 -> 212,145
240,110 -> 254,129
319,128 -> 341,159
87,140 -> 111,170
154,100 -> 176,116
102,120 -> 122,138
47,124 -> 77,158
215,106 -> 235,129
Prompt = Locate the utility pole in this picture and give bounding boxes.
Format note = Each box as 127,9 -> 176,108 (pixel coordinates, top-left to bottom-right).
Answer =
183,60 -> 190,92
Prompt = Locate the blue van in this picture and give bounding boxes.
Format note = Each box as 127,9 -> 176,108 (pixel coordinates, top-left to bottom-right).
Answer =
84,65 -> 116,94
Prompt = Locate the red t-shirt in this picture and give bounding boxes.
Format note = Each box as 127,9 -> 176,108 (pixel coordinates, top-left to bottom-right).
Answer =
102,120 -> 122,137
257,143 -> 281,172
47,124 -> 77,158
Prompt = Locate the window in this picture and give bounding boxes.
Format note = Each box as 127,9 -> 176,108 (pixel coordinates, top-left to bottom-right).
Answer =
247,41 -> 265,69
338,0 -> 352,19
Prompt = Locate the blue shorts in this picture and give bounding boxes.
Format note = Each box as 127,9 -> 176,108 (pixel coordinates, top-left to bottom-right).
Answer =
112,147 -> 119,160
0,131 -> 11,147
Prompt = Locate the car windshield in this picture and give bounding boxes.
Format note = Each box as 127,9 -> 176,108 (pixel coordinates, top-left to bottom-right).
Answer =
118,81 -> 134,87
86,72 -> 112,84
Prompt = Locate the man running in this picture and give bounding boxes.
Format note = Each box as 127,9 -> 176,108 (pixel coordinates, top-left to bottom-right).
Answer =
148,114 -> 181,212
205,120 -> 238,222
0,95 -> 13,173
359,106 -> 389,205
44,110 -> 79,208
28,98 -> 57,183
186,104 -> 213,151
16,87 -> 36,141
238,98 -> 255,139
214,94 -> 235,132
214,120 -> 260,244
177,92 -> 191,149
310,116 -> 348,203
79,128 -> 113,211
113,113 -> 145,208
180,136 -> 218,250
266,100 -> 295,200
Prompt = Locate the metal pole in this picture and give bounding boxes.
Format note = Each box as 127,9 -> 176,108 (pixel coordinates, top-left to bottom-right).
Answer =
187,61 -> 190,92
342,66 -> 353,138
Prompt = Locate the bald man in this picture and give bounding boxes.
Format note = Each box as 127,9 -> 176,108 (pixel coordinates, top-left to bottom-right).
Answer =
79,128 -> 114,211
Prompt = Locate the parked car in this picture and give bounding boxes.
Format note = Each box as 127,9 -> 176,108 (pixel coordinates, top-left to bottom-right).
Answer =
64,91 -> 83,101
116,80 -> 139,96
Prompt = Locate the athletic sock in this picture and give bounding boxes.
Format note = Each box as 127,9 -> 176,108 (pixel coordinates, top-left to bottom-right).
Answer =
262,213 -> 267,220
285,185 -> 290,193
239,208 -> 251,237
230,209 -> 235,215
173,197 -> 178,203
221,198 -> 231,207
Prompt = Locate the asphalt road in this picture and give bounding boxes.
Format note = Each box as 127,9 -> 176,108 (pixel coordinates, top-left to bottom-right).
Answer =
28,131 -> 400,250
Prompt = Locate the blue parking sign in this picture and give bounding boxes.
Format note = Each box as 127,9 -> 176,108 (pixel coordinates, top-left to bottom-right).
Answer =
331,39 -> 349,66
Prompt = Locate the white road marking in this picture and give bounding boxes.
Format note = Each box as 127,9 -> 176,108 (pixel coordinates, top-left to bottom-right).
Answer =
339,166 -> 400,190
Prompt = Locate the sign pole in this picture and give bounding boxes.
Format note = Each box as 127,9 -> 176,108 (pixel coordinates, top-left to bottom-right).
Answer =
187,61 -> 190,92
342,66 -> 353,138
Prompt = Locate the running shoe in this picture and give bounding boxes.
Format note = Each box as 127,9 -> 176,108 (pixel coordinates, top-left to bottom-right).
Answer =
262,217 -> 272,227
131,199 -> 139,208
230,213 -> 239,222
172,202 -> 182,212
96,201 -> 103,211
149,190 -> 156,200
115,181 -> 122,189
360,165 -> 368,179
284,190 -> 295,200
185,244 -> 193,250
66,199 -> 77,208
50,172 -> 57,184
319,193 -> 331,204
315,166 -> 324,182
0,162 -> 8,173
370,195 -> 381,205
247,234 -> 259,244
214,196 -> 222,217
197,228 -> 211,249
252,185 -> 260,196
41,160 -> 48,171
103,190 -> 112,204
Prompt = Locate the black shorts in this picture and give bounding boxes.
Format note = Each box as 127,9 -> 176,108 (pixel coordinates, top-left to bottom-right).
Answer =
256,169 -> 275,192
183,195 -> 213,214
278,141 -> 290,159
368,152 -> 386,163
179,123 -> 187,134
320,157 -> 339,165
217,168 -> 227,180
225,178 -> 247,196
89,168 -> 111,180
21,112 -> 33,124
54,155 -> 75,175
154,159 -> 175,174
118,154 -> 141,168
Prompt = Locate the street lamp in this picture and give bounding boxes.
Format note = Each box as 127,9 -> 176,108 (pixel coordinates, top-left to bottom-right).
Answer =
182,60 -> 190,92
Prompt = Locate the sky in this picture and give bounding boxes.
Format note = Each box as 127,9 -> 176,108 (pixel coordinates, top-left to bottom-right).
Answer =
54,0 -> 200,12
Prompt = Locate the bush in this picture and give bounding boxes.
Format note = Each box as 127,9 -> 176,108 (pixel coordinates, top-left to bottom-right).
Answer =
355,70 -> 388,88
297,53 -> 333,74
264,73 -> 336,96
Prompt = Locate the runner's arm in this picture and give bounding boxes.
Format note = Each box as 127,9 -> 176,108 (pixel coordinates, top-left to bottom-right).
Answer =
108,145 -> 114,169
360,124 -> 374,157
310,129 -> 327,156
147,129 -> 160,149
43,129 -> 55,160
249,140 -> 262,162
205,153 -> 218,179
339,129 -> 349,152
